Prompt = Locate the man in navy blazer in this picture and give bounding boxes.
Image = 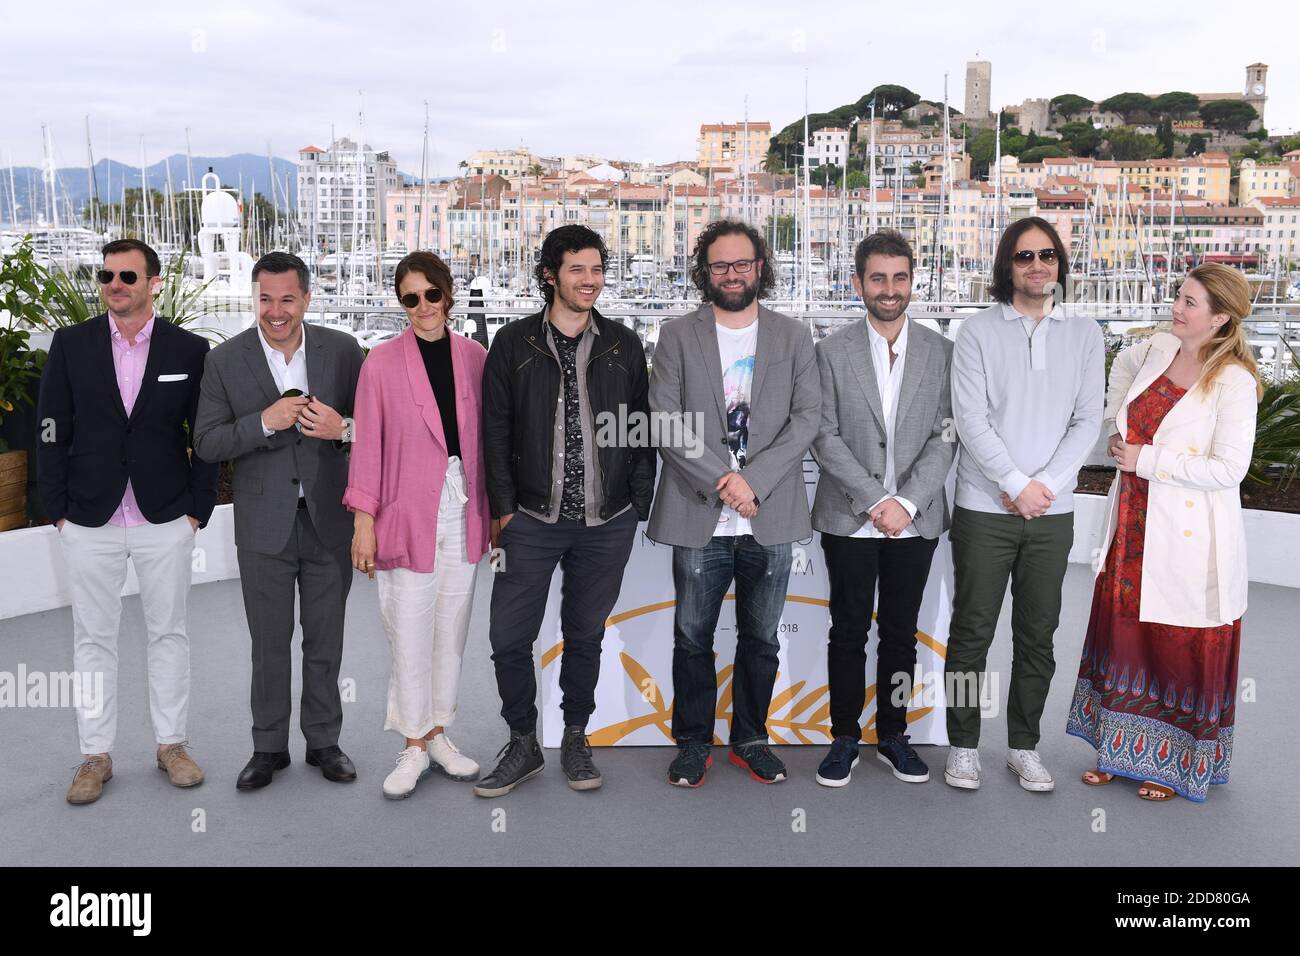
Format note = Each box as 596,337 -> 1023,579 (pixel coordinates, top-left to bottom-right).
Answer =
37,238 -> 218,805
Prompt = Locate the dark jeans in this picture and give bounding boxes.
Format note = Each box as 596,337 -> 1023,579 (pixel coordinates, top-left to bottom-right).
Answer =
237,506 -> 353,752
671,535 -> 793,747
488,509 -> 638,735
945,506 -> 1073,749
821,532 -> 939,741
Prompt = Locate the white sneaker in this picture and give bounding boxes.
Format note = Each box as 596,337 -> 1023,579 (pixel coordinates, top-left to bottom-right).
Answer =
944,747 -> 981,790
428,734 -> 480,782
1007,749 -> 1055,792
383,746 -> 430,799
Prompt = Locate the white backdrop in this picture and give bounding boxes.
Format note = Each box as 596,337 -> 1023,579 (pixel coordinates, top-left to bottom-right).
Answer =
539,458 -> 954,747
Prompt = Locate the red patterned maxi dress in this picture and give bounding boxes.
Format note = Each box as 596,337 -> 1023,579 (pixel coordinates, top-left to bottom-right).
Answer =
1065,375 -> 1241,802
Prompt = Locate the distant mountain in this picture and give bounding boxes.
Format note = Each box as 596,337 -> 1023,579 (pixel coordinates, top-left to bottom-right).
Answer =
1,153 -> 299,226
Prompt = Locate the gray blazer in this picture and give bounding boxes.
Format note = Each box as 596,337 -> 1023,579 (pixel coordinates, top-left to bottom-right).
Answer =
811,317 -> 955,539
647,303 -> 820,548
193,324 -> 365,555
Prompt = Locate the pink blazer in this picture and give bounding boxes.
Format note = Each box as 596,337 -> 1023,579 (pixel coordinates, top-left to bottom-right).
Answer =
343,326 -> 491,572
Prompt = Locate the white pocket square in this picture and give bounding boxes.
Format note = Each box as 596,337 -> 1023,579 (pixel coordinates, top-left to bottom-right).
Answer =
157,373 -> 189,382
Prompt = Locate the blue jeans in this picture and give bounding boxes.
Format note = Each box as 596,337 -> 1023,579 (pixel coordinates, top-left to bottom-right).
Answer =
670,536 -> 793,746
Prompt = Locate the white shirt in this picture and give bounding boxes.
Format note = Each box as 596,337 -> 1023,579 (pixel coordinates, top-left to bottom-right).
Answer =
851,316 -> 918,539
258,322 -> 309,496
714,318 -> 758,537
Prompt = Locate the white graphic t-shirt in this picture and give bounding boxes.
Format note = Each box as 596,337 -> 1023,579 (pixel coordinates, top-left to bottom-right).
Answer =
714,319 -> 758,537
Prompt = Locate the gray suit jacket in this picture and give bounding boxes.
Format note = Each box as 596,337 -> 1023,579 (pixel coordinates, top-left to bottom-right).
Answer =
811,317 -> 955,539
647,303 -> 820,548
193,324 -> 365,555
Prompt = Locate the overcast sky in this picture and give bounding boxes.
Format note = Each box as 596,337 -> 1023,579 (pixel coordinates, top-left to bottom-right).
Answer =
2,0 -> 1294,174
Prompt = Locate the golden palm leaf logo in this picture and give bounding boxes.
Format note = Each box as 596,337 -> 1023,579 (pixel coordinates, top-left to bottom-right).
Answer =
545,596 -> 942,745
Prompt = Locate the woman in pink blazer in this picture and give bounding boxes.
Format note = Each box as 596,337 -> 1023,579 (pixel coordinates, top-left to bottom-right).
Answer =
1066,263 -> 1262,803
344,252 -> 491,799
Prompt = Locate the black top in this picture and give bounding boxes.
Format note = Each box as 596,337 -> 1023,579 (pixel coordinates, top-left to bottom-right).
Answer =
415,332 -> 461,459
549,323 -> 586,521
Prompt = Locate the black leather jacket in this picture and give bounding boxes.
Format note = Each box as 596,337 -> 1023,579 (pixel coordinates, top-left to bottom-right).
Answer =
482,308 -> 655,521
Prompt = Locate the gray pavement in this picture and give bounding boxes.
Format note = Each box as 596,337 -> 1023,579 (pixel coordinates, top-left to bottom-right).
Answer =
1,564 -> 1296,867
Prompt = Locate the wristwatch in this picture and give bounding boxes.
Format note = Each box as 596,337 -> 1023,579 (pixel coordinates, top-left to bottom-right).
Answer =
340,418 -> 354,443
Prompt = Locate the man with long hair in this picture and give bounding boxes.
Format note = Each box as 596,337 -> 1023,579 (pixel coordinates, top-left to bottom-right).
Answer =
945,217 -> 1104,793
648,219 -> 820,787
476,225 -> 654,797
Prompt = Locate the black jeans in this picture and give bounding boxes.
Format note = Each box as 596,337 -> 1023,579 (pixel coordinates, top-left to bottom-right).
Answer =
487,509 -> 638,735
821,532 -> 938,742
670,535 -> 793,747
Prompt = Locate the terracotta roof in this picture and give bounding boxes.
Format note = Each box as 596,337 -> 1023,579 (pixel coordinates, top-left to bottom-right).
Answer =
1256,196 -> 1300,207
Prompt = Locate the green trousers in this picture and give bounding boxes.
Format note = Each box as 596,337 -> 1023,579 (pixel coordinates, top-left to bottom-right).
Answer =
944,506 -> 1074,749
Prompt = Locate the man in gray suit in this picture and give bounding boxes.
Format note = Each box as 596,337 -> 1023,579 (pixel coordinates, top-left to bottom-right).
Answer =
649,219 -> 820,788
193,252 -> 365,790
810,231 -> 955,789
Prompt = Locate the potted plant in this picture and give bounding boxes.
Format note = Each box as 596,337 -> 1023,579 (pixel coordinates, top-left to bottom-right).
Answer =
0,324 -> 46,530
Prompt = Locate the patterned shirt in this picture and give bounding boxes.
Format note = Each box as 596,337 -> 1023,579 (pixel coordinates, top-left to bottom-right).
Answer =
552,324 -> 587,520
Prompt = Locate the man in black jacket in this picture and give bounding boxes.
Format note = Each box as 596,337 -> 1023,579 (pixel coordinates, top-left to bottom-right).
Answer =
474,225 -> 654,797
37,238 -> 218,805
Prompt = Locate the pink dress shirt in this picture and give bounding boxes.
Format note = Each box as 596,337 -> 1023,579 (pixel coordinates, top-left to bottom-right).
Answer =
108,314 -> 155,528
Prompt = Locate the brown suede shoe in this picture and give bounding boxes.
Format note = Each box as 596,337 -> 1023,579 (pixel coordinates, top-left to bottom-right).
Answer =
67,754 -> 113,805
157,743 -> 204,788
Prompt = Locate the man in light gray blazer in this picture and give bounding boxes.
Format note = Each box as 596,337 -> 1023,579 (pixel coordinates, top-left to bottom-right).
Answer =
193,253 -> 365,791
648,220 -> 820,789
810,231 -> 954,790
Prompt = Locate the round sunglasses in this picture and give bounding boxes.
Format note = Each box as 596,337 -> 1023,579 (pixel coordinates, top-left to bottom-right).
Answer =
399,287 -> 444,309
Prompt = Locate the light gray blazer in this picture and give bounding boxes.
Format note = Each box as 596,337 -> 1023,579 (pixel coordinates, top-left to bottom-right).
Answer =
647,303 -> 820,548
193,324 -> 365,556
811,317 -> 955,539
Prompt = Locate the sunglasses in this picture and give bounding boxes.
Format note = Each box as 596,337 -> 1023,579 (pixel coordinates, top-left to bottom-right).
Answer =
1012,248 -> 1058,264
97,269 -> 153,285
399,287 -> 444,309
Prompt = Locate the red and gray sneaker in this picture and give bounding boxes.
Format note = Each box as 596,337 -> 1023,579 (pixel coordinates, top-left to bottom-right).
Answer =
667,744 -> 713,787
729,742 -> 787,784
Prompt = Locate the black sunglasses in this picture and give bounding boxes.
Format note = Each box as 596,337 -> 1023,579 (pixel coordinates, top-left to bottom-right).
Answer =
399,287 -> 444,309
1012,248 -> 1058,264
97,269 -> 152,285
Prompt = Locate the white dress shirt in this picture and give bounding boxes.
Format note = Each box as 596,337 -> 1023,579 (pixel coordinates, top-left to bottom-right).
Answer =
258,322 -> 309,496
851,316 -> 918,539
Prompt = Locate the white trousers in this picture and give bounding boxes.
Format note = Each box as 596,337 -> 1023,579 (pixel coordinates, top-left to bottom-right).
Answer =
60,515 -> 196,754
376,459 -> 479,739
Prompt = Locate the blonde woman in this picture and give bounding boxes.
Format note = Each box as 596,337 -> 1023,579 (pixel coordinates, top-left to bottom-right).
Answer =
1066,263 -> 1261,803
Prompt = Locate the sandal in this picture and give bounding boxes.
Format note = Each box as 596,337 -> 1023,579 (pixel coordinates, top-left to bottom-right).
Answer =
1138,781 -> 1175,801
1081,768 -> 1114,786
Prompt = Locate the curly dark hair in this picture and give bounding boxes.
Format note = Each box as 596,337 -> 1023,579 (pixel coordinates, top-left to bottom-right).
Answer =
534,225 -> 608,304
690,219 -> 775,302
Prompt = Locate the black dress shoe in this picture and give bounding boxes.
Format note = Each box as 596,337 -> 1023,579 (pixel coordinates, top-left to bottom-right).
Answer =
305,745 -> 357,782
236,751 -> 290,790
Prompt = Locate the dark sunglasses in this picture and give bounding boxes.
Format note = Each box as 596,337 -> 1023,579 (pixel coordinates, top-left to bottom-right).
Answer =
97,269 -> 152,285
399,287 -> 444,309
1012,248 -> 1058,264
281,389 -> 312,400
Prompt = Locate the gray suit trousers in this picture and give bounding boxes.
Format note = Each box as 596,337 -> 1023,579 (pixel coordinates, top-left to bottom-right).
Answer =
237,506 -> 353,752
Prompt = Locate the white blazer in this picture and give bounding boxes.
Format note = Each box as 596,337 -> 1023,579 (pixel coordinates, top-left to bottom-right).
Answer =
1096,332 -> 1257,628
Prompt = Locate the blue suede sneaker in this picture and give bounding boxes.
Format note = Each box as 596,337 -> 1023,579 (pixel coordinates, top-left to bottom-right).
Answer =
815,735 -> 860,788
876,732 -> 930,783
